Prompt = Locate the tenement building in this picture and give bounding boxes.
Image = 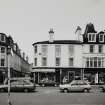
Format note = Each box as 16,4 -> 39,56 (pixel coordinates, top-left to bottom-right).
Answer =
0,33 -> 31,84
32,23 -> 105,85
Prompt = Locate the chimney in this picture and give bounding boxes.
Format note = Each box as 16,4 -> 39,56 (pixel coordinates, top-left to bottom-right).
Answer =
49,28 -> 54,42
75,26 -> 82,41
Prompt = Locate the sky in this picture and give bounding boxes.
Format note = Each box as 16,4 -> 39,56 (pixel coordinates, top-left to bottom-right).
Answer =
0,0 -> 105,63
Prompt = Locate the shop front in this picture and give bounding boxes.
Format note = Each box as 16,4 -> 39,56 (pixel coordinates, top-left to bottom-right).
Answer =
32,69 -> 56,86
84,68 -> 105,84
58,68 -> 83,84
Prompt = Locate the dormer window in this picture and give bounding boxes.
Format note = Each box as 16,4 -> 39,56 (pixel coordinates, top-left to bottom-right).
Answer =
99,34 -> 104,42
88,33 -> 96,42
0,34 -> 5,42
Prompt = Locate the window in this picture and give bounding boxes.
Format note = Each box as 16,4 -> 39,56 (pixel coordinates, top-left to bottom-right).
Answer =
99,34 -> 104,42
69,45 -> 74,56
69,58 -> 74,66
34,45 -> 37,54
1,59 -> 5,66
86,57 -> 104,68
88,33 -> 96,42
34,58 -> 37,66
98,45 -> 103,53
1,34 -> 5,42
86,58 -> 89,67
94,57 -> 97,67
42,57 -> 47,66
42,45 -> 48,56
55,45 -> 61,57
90,45 -> 94,53
56,57 -> 60,66
1,47 -> 5,53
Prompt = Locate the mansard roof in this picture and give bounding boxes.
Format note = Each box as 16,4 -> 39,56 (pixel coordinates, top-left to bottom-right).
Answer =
33,40 -> 82,45
84,23 -> 97,34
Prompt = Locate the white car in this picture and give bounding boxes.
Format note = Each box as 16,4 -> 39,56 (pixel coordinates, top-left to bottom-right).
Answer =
59,80 -> 91,93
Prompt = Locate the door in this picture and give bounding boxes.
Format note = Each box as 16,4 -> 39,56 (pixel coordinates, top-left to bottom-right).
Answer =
68,71 -> 75,83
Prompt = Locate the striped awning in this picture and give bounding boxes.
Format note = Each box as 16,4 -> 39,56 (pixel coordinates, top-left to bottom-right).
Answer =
32,69 -> 55,73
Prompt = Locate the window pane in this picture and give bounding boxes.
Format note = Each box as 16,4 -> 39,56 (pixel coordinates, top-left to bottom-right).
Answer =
1,47 -> 5,53
56,57 -> 60,66
99,45 -> 103,53
99,34 -> 104,42
34,58 -> 37,66
55,45 -> 61,56
69,45 -> 74,56
1,59 -> 5,66
1,34 -> 5,42
42,57 -> 47,66
34,45 -> 37,53
90,45 -> 94,53
69,58 -> 73,66
94,57 -> 97,67
42,45 -> 47,56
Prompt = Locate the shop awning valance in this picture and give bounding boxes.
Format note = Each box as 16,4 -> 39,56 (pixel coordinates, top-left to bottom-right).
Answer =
32,69 -> 55,73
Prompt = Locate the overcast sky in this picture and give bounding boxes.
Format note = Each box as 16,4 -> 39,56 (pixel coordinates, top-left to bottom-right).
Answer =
0,0 -> 105,63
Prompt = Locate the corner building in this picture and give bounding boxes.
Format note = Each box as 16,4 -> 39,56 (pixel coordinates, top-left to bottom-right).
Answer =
32,23 -> 105,85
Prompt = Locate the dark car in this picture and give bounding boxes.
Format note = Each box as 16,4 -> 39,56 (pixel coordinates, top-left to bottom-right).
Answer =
99,85 -> 105,92
0,78 -> 36,92
39,79 -> 58,87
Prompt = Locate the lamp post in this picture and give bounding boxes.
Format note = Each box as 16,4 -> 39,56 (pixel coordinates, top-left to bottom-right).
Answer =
7,46 -> 11,105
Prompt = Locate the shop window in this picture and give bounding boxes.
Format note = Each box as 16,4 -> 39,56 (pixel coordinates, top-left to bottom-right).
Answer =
69,58 -> 74,67
55,45 -> 61,57
90,45 -> 94,53
1,47 -> 5,53
1,59 -> 5,66
88,33 -> 96,42
56,57 -> 60,66
34,58 -> 37,66
42,57 -> 47,66
98,45 -> 103,53
99,34 -> 104,42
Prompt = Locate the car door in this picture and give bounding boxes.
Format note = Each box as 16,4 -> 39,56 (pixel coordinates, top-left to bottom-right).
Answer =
70,83 -> 79,91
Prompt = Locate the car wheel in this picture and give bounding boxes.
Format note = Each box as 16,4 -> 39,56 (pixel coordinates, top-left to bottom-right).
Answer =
84,89 -> 89,93
24,89 -> 29,92
63,89 -> 68,93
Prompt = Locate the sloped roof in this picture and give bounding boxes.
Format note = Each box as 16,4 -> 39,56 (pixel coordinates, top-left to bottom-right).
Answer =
33,40 -> 82,45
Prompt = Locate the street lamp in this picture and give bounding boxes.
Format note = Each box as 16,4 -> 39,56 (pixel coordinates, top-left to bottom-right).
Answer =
7,46 -> 12,105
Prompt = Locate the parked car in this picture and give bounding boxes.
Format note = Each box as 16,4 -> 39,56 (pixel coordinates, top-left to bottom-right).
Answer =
39,79 -> 57,87
59,80 -> 91,93
0,78 -> 36,92
99,84 -> 105,92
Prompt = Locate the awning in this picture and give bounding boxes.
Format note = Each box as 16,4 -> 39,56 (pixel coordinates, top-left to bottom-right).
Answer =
32,69 -> 55,73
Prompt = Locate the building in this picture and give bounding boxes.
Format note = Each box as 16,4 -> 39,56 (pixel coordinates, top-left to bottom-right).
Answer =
0,33 -> 31,84
32,23 -> 105,85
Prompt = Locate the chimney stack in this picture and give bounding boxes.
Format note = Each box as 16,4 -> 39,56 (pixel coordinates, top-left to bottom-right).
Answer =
75,26 -> 82,41
49,28 -> 54,43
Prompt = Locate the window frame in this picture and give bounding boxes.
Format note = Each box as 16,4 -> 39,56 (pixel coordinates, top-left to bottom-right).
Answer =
99,34 -> 104,42
88,33 -> 96,42
56,57 -> 60,66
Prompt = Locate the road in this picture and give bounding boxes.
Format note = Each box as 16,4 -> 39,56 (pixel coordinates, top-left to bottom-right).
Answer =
0,87 -> 105,105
